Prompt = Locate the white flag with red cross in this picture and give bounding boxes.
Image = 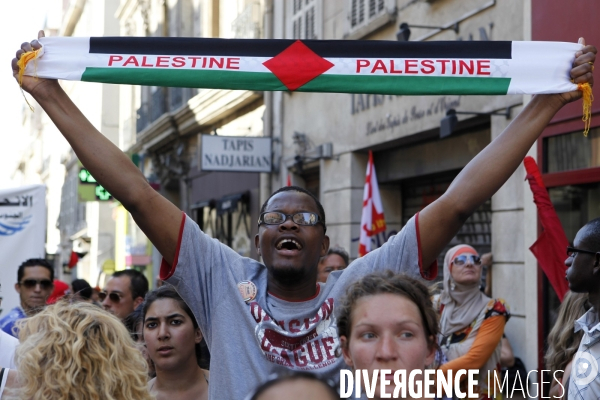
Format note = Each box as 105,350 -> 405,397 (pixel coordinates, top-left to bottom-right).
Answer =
358,151 -> 386,257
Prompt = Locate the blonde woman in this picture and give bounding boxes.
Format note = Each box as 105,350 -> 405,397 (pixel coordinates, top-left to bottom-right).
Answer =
545,291 -> 589,398
2,300 -> 153,400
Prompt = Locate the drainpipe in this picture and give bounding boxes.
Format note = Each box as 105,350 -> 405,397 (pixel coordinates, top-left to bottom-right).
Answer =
262,0 -> 275,201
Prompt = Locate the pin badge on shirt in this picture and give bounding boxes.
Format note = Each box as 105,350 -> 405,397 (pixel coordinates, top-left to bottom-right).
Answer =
237,280 -> 257,303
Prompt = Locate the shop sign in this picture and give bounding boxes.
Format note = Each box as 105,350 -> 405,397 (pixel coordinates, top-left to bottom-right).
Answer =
201,135 -> 272,173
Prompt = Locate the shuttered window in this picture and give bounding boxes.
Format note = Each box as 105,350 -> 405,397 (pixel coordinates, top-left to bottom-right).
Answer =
292,0 -> 316,39
351,0 -> 385,28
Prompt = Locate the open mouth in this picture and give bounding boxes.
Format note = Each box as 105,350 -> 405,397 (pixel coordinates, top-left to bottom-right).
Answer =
276,238 -> 303,251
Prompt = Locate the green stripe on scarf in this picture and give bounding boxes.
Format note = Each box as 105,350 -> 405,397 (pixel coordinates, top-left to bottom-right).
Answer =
82,68 -> 287,91
83,67 -> 510,95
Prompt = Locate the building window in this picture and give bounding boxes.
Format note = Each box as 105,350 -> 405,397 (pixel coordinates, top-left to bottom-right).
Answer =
402,170 -> 491,276
544,126 -> 600,173
232,1 -> 262,38
350,0 -> 386,29
291,0 -> 318,39
193,193 -> 252,257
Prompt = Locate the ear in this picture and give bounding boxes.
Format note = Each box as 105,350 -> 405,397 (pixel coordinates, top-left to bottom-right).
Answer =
321,235 -> 330,257
195,327 -> 203,344
593,253 -> 600,275
133,296 -> 144,309
14,282 -> 21,295
340,336 -> 354,368
254,234 -> 261,256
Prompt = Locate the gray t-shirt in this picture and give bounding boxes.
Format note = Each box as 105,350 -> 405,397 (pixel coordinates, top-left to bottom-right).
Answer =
161,213 -> 436,399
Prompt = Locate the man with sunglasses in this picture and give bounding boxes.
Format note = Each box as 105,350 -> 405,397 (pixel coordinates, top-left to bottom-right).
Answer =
0,258 -> 54,338
99,269 -> 148,321
566,220 -> 600,400
11,31 -> 596,399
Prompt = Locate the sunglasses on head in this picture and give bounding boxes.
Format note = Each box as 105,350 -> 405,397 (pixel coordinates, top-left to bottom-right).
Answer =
20,279 -> 53,289
98,291 -> 123,303
452,255 -> 482,266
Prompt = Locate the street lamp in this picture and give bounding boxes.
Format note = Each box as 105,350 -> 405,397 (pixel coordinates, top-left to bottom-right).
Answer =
396,22 -> 459,41
440,108 -> 512,139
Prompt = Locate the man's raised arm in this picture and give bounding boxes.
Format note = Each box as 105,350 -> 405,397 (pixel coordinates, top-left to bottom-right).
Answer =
418,38 -> 596,268
12,31 -> 181,265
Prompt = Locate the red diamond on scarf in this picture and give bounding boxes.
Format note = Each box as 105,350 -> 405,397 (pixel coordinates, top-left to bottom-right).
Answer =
263,40 -> 334,91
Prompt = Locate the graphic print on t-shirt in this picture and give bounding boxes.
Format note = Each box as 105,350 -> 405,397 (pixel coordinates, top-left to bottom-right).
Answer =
248,299 -> 339,370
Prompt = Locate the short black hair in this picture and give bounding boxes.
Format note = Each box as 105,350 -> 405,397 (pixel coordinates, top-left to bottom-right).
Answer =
112,269 -> 149,300
17,258 -> 54,283
249,371 -> 338,400
259,186 -> 326,232
324,246 -> 350,267
583,218 -> 600,250
71,278 -> 93,299
143,285 -> 210,369
124,303 -> 144,340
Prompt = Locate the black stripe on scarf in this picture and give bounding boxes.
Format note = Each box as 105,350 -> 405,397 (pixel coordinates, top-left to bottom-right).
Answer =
89,37 -> 512,59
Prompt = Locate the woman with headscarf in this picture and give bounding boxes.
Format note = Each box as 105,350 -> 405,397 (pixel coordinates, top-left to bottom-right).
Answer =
433,245 -> 510,400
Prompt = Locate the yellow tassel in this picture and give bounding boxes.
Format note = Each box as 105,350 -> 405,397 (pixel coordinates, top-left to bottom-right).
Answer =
16,48 -> 41,111
578,82 -> 594,136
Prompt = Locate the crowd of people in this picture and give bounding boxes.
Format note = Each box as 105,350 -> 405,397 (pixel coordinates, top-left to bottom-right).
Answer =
0,33 -> 596,399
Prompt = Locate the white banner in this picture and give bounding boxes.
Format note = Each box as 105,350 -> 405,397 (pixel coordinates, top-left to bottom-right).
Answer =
0,185 -> 46,317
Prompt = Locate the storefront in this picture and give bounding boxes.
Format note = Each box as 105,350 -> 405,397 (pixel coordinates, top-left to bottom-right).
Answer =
190,171 -> 260,259
532,0 -> 600,372
375,122 -> 493,269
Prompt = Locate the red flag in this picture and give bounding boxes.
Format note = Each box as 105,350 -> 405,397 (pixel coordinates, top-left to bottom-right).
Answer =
68,251 -> 80,269
358,151 -> 386,257
524,156 -> 569,301
287,174 -> 292,187
46,280 -> 70,304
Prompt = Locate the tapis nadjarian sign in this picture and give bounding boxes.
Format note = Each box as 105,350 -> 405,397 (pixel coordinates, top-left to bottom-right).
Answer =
22,37 -> 581,95
201,135 -> 272,173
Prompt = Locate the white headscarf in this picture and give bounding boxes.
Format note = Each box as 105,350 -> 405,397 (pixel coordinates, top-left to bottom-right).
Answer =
439,244 -> 490,337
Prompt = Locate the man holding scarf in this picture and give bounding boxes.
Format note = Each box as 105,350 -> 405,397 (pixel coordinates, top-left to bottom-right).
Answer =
11,32 -> 595,398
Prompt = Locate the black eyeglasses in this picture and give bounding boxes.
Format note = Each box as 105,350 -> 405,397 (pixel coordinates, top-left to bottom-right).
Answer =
567,246 -> 598,258
19,279 -> 53,289
452,255 -> 482,266
258,212 -> 323,227
98,291 -> 123,303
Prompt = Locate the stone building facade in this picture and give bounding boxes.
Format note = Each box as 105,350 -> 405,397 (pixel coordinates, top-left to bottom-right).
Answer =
267,0 -> 600,381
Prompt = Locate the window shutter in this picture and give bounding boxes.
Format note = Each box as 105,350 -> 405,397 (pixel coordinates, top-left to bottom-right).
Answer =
369,0 -> 376,18
350,0 -> 385,29
351,0 -> 358,27
305,6 -> 315,39
358,0 -> 365,24
293,16 -> 301,39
